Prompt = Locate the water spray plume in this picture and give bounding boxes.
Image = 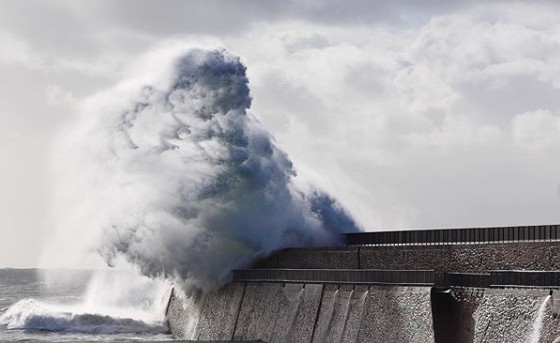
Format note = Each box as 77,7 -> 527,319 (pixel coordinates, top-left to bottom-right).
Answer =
51,47 -> 360,291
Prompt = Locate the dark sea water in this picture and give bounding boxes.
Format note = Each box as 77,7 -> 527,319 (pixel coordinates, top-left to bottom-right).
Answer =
0,268 -> 173,342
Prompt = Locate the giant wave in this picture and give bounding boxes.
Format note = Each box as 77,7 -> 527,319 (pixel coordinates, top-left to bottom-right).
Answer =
50,46 -> 361,291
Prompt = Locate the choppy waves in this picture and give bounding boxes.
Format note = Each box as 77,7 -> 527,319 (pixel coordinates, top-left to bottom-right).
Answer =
0,299 -> 168,334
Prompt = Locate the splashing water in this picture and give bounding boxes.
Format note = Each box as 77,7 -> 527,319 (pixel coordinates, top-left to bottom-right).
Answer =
0,299 -> 168,334
49,46 -> 360,291
0,269 -> 172,336
529,295 -> 550,343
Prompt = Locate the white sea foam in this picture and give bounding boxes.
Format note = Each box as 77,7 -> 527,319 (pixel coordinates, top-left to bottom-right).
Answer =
0,299 -> 167,334
0,269 -> 172,335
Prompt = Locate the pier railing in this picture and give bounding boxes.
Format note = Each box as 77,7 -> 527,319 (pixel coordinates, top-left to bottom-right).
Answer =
345,224 -> 560,246
445,271 -> 560,288
232,269 -> 560,288
232,269 -> 435,286
444,272 -> 491,288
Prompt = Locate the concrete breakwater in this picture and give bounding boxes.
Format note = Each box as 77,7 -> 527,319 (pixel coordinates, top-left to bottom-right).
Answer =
167,284 -> 560,342
166,226 -> 560,342
167,283 -> 433,342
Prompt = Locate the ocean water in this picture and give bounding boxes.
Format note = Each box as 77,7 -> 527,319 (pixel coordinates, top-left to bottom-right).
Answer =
0,268 -> 173,342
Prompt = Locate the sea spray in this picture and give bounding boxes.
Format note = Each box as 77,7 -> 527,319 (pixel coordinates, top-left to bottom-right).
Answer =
80,269 -> 172,322
0,269 -> 172,335
529,295 -> 550,343
48,46 -> 360,291
0,299 -> 168,334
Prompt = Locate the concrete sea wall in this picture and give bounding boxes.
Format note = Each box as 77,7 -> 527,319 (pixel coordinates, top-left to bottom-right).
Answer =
168,283 -> 560,342
167,283 -> 433,342
167,241 -> 560,342
256,243 -> 560,274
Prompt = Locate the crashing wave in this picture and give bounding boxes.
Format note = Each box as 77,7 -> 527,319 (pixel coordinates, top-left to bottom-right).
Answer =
55,47 -> 361,291
0,299 -> 168,334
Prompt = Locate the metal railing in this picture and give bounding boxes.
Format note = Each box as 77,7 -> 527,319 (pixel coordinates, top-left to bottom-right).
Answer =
345,224 -> 560,246
232,269 -> 560,288
490,270 -> 560,288
445,271 -> 560,288
232,268 -> 435,286
444,272 -> 491,288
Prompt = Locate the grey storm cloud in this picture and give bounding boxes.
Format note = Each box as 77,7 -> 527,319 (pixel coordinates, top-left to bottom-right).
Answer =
1,0 -> 552,45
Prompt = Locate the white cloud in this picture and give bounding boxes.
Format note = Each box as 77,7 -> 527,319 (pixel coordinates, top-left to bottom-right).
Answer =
2,1 -> 560,267
405,118 -> 503,154
0,30 -> 46,69
512,109 -> 560,151
45,84 -> 76,107
224,4 -> 560,228
0,29 -> 129,80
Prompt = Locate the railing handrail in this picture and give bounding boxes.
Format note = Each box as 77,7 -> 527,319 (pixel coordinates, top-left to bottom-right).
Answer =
445,270 -> 560,288
232,268 -> 435,286
345,224 -> 560,246
232,269 -> 560,288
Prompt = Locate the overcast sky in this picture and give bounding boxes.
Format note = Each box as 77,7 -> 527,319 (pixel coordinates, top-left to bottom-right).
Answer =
1,0 -> 560,267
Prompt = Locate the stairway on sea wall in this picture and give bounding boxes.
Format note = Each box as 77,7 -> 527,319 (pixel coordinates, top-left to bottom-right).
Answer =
167,282 -> 434,342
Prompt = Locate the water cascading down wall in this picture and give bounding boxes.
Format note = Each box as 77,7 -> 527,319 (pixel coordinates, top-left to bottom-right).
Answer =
166,225 -> 560,343
167,282 -> 434,342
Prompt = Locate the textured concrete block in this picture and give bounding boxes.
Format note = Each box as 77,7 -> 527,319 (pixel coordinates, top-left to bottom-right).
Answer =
195,282 -> 245,341
340,285 -> 369,343
288,283 -> 323,343
359,242 -> 560,274
269,283 -> 304,343
165,288 -> 206,340
278,248 -> 359,269
473,289 -> 550,343
312,284 -> 339,343
254,242 -> 560,274
357,286 -> 434,343
324,285 -> 353,343
233,282 -> 284,341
